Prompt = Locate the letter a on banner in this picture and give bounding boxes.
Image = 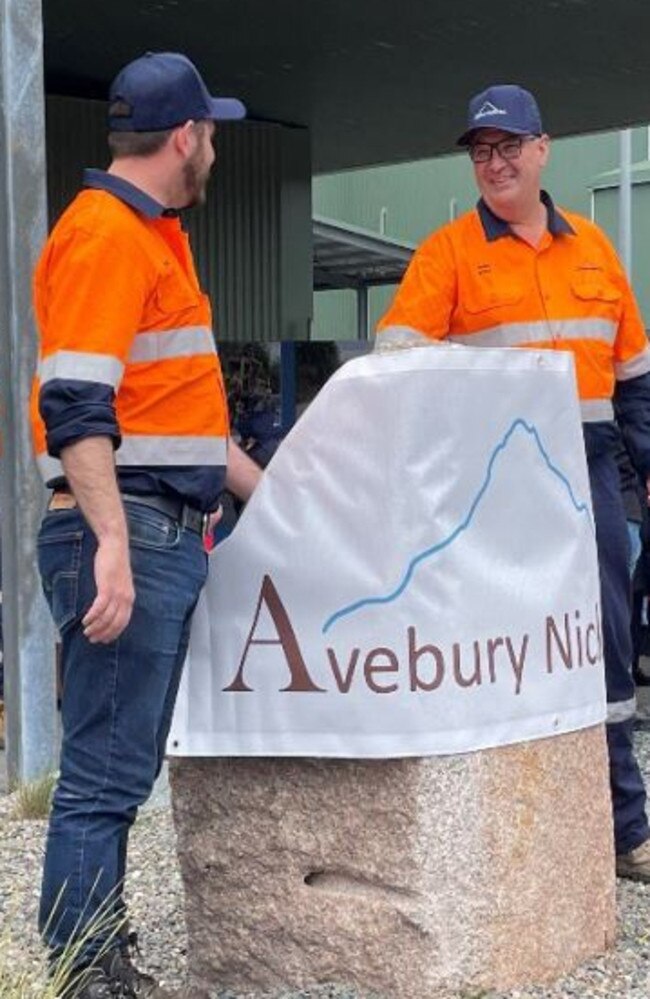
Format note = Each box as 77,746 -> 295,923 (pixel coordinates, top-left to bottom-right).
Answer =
224,574 -> 325,693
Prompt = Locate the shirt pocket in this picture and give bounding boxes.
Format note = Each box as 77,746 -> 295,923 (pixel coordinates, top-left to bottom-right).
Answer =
571,270 -> 622,305
463,276 -> 524,315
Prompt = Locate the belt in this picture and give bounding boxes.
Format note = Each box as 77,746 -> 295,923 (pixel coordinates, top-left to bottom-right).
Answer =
49,491 -> 207,535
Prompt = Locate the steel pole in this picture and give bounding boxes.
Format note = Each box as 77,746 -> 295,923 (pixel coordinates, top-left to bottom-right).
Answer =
618,128 -> 632,275
0,0 -> 58,785
357,286 -> 369,340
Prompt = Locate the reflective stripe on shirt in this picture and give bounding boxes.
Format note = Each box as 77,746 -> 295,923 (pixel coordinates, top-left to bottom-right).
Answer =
116,434 -> 228,467
128,326 -> 217,363
580,399 -> 614,422
39,351 -> 124,388
37,435 -> 228,479
37,453 -> 64,481
448,317 -> 617,350
374,325 -> 431,350
615,346 -> 650,382
607,697 -> 636,724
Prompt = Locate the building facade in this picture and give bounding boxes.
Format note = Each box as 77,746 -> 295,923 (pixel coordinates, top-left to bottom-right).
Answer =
313,126 -> 650,339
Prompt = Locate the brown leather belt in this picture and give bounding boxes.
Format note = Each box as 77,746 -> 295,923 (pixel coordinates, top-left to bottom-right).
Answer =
49,491 -> 206,535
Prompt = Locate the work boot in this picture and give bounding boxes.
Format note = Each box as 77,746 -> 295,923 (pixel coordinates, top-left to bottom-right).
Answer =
616,836 -> 650,882
119,936 -> 211,998
64,945 -> 174,998
60,960 -> 117,999
115,939 -> 175,998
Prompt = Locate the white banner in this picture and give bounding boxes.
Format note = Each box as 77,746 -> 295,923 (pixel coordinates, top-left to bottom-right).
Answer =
169,345 -> 605,758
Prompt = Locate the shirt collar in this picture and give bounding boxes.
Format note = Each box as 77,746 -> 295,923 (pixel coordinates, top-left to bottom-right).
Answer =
477,190 -> 575,242
83,168 -> 178,219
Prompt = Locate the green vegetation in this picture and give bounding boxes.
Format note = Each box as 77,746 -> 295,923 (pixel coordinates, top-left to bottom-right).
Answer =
10,772 -> 57,821
0,886 -> 125,998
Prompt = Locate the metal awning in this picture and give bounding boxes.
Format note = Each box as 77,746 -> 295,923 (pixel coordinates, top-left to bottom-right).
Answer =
45,0 -> 650,173
590,160 -> 650,191
313,216 -> 415,291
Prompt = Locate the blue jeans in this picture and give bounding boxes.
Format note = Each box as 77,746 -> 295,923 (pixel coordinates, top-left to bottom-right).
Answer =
37,501 -> 207,961
590,453 -> 649,853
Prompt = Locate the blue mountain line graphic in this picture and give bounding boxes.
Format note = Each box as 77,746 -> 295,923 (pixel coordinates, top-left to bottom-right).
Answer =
321,417 -> 592,635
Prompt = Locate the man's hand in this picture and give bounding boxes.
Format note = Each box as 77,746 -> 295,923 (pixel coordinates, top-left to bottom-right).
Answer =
82,537 -> 135,643
207,504 -> 223,536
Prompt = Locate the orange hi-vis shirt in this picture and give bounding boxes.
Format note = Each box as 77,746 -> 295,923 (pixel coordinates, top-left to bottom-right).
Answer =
30,171 -> 230,511
377,194 -> 650,425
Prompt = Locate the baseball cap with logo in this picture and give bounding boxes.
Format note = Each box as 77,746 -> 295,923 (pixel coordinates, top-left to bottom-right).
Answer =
456,84 -> 543,146
108,51 -> 246,132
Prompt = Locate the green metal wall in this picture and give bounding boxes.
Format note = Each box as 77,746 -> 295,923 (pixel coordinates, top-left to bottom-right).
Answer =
595,176 -> 650,322
45,97 -> 312,342
313,127 -> 650,339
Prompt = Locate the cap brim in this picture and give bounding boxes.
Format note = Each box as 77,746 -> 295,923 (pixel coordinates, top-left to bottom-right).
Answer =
209,97 -> 247,121
456,124 -> 530,147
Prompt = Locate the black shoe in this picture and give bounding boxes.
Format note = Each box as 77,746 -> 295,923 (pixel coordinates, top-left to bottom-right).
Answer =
61,963 -> 115,999
119,932 -> 172,996
65,945 -> 173,998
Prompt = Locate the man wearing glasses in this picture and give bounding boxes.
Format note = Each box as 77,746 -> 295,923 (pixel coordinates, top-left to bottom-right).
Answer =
377,84 -> 650,882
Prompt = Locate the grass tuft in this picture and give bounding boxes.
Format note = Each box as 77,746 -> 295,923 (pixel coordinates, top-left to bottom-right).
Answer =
0,881 -> 126,998
10,773 -> 57,821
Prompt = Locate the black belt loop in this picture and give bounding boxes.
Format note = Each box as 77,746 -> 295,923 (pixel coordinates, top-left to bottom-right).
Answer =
120,492 -> 206,535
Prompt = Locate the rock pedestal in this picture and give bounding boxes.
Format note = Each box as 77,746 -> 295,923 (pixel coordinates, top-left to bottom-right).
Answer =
170,726 -> 615,999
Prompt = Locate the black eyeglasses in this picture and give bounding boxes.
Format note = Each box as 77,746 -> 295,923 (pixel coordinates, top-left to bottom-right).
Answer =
468,135 -> 539,164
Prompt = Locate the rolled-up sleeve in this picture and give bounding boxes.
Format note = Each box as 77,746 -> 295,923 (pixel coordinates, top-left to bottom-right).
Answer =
35,225 -> 149,456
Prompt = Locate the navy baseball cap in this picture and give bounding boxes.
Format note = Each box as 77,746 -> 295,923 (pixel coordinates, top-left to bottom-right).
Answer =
108,51 -> 246,132
457,84 -> 543,146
